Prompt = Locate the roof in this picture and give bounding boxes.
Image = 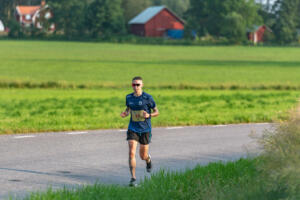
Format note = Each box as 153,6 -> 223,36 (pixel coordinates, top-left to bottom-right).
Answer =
129,6 -> 184,25
16,6 -> 41,15
247,25 -> 272,33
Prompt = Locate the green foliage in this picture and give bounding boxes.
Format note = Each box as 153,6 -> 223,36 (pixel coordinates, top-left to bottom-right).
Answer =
48,0 -> 88,38
259,106 -> 300,199
86,0 -> 125,38
7,19 -> 23,38
273,0 -> 300,44
122,0 -> 151,23
186,0 -> 262,40
152,0 -> 189,17
221,12 -> 246,43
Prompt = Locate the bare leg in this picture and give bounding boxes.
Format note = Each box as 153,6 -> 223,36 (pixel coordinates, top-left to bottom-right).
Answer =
128,140 -> 138,179
140,144 -> 150,163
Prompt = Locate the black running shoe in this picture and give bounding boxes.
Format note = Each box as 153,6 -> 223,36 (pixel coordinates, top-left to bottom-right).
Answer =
129,178 -> 138,187
146,155 -> 152,173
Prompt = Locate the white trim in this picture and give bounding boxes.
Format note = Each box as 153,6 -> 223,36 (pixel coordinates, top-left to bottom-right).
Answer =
0,20 -> 4,32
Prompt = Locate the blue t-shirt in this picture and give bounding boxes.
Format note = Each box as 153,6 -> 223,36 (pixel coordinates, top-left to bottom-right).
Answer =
126,92 -> 156,134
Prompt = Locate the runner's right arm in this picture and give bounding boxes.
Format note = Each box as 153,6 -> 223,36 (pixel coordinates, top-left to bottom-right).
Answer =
120,107 -> 130,118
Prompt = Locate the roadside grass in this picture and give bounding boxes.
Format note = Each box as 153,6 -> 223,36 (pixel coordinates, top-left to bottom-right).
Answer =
0,89 -> 299,134
258,105 -> 300,199
1,41 -> 300,89
23,106 -> 300,200
23,158 -> 286,200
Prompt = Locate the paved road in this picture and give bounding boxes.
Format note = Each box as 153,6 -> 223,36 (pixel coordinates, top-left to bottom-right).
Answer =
0,123 -> 272,199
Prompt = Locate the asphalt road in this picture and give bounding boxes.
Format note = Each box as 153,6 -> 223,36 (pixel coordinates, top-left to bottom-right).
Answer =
0,123 -> 272,199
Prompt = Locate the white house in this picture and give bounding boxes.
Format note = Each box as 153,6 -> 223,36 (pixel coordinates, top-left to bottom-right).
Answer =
0,20 -> 5,32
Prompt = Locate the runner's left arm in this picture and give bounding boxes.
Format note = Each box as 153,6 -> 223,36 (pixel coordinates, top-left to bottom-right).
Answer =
143,107 -> 159,118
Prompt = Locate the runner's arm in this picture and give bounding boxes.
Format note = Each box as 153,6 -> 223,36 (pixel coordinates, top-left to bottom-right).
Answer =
120,107 -> 130,118
143,107 -> 159,118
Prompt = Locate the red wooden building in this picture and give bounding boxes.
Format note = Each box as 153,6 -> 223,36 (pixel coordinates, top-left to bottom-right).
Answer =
129,6 -> 185,38
247,25 -> 272,44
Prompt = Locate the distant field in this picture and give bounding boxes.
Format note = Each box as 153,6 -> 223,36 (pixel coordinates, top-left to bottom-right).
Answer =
1,41 -> 300,89
0,89 -> 299,134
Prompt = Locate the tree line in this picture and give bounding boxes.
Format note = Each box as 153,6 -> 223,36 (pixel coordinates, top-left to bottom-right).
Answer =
0,0 -> 300,44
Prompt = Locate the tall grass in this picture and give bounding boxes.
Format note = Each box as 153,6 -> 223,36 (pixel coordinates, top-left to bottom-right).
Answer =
0,89 -> 299,134
24,159 -> 283,200
258,104 -> 300,199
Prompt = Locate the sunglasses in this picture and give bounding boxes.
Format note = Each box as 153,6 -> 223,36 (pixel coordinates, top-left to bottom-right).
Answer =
132,83 -> 141,87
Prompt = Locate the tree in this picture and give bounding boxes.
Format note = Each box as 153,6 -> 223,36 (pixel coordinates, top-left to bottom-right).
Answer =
272,0 -> 300,44
48,0 -> 88,38
86,0 -> 125,38
122,0 -> 151,23
221,12 -> 246,43
151,0 -> 189,17
185,0 -> 262,41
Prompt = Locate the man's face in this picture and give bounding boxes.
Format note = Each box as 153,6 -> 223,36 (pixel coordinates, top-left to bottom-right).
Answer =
132,79 -> 143,93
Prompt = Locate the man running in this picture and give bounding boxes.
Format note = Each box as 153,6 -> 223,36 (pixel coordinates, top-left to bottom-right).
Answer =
120,76 -> 159,187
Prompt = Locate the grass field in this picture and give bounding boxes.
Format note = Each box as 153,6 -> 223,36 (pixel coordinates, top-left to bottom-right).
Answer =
1,41 -> 300,133
0,89 -> 299,134
24,158 -> 286,200
1,41 -> 300,89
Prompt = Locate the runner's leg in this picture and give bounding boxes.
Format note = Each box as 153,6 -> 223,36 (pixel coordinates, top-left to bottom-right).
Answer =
139,144 -> 150,161
128,140 -> 138,179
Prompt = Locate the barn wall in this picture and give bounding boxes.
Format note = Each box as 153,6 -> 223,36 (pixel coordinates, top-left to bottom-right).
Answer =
130,24 -> 145,36
144,9 -> 184,37
256,26 -> 266,42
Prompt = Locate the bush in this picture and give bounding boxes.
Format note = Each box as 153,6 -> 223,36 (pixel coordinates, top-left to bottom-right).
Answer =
259,104 -> 300,199
7,19 -> 24,38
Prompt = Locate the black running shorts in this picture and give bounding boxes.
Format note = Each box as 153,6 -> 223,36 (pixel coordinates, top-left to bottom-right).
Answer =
127,130 -> 151,145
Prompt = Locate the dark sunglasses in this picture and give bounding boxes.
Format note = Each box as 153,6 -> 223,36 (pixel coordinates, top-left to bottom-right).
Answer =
132,83 -> 141,87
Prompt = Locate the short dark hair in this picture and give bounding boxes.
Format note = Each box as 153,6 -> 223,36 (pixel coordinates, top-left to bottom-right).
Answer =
132,76 -> 143,82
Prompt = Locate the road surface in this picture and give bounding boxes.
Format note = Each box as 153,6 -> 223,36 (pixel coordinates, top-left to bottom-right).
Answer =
0,123 -> 272,199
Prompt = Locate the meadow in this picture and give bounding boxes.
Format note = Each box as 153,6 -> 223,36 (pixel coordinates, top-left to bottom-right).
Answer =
1,41 -> 300,89
0,89 -> 299,134
1,41 -> 300,133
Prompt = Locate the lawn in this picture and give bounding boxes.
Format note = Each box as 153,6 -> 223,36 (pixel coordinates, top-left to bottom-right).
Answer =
1,41 -> 300,89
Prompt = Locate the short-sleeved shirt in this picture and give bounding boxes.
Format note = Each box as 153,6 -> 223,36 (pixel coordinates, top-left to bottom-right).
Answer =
126,92 -> 156,134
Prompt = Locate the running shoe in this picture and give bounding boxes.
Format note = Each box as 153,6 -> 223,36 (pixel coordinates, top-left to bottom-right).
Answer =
146,155 -> 152,173
129,178 -> 138,187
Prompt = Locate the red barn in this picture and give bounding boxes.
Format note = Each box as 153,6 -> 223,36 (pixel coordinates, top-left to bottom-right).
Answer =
247,25 -> 272,44
129,6 -> 185,38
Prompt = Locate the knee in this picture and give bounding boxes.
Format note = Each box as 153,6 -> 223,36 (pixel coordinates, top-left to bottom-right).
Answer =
129,151 -> 136,159
140,153 -> 148,161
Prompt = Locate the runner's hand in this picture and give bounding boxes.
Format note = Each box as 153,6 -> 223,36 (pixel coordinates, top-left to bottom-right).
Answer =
120,112 -> 128,118
143,111 -> 150,118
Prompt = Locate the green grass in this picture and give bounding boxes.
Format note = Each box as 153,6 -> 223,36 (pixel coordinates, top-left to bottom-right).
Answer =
1,41 -> 300,89
23,158 -> 286,200
0,89 -> 299,134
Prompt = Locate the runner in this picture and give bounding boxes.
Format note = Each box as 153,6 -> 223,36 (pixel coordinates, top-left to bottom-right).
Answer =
120,76 -> 159,187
